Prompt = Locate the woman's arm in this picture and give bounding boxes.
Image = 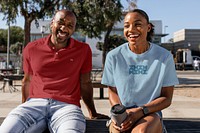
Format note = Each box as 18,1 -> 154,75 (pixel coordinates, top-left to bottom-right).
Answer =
142,86 -> 174,113
108,86 -> 122,106
119,86 -> 174,132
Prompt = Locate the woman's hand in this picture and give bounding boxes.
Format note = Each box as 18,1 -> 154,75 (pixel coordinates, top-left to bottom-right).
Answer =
113,107 -> 143,132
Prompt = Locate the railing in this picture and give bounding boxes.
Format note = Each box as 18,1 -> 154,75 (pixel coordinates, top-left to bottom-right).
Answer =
0,69 -> 24,93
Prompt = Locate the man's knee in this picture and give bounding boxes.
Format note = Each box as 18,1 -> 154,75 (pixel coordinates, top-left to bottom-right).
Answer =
0,114 -> 47,133
55,119 -> 86,133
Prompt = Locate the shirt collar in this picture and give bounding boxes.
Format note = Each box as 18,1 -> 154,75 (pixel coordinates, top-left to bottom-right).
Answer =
45,35 -> 76,49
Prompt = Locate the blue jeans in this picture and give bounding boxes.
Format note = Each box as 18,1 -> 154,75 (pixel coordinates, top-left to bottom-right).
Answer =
0,98 -> 86,133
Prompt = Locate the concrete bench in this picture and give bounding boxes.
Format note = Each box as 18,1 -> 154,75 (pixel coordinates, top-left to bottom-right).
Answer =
1,117 -> 200,132
0,117 -> 109,133
43,119 -> 109,133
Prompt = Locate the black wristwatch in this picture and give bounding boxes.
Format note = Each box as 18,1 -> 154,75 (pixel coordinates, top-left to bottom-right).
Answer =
141,106 -> 149,115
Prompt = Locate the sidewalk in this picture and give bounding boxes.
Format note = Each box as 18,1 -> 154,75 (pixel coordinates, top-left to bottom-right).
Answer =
1,71 -> 200,132
1,71 -> 200,124
1,86 -> 200,119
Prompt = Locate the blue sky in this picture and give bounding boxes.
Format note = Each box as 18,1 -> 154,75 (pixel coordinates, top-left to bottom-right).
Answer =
122,0 -> 200,42
0,0 -> 200,42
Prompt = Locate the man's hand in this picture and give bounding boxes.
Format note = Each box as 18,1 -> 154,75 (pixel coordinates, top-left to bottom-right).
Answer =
80,73 -> 109,120
90,113 -> 109,119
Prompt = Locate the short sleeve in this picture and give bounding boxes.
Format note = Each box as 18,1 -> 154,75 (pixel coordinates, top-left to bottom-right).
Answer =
101,52 -> 116,87
22,45 -> 33,75
162,54 -> 179,87
80,45 -> 92,74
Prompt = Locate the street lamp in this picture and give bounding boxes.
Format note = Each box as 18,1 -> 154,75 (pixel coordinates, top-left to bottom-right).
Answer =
164,25 -> 168,43
7,23 -> 10,69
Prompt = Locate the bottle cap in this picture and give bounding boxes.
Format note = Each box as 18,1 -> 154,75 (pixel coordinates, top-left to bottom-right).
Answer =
111,104 -> 126,114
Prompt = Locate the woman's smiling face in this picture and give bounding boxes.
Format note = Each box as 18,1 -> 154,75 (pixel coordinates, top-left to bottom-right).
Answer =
124,12 -> 151,46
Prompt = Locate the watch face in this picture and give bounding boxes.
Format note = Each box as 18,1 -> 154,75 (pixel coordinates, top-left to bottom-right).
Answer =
142,106 -> 149,115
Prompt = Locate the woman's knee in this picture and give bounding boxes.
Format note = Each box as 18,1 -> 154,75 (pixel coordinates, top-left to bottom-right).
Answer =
131,113 -> 162,133
109,122 -> 121,133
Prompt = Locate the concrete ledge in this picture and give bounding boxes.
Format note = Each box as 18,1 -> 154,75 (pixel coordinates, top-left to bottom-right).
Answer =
164,118 -> 200,133
1,117 -> 200,133
0,117 -> 109,133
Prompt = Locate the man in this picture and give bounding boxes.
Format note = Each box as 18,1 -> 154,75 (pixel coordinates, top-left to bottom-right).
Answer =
0,9 -> 108,133
193,58 -> 199,71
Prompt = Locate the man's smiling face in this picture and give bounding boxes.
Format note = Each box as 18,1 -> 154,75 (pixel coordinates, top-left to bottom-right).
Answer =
50,11 -> 76,45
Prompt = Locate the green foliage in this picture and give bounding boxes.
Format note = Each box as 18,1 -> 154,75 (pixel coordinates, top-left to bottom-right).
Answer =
10,26 -> 24,45
96,34 -> 126,51
0,1 -> 19,24
0,29 -> 7,45
0,0 -> 66,45
69,0 -> 123,39
0,0 -> 63,23
0,26 -> 24,46
0,0 -> 123,44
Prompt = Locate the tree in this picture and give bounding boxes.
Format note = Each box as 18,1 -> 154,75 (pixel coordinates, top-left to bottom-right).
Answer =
0,29 -> 7,46
9,26 -> 24,45
71,0 -> 138,66
70,0 -> 123,66
0,1 -> 122,47
126,0 -> 138,10
0,0 -> 136,67
96,34 -> 126,51
0,26 -> 24,52
0,0 -> 64,46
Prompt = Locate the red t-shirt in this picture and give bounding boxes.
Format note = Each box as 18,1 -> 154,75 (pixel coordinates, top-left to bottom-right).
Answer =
23,35 -> 92,107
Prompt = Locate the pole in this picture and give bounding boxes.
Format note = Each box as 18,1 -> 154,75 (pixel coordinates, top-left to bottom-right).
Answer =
7,23 -> 10,69
41,26 -> 45,38
164,25 -> 168,43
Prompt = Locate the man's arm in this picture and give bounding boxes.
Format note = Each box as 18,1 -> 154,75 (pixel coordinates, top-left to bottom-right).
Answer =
21,73 -> 31,103
80,72 -> 109,119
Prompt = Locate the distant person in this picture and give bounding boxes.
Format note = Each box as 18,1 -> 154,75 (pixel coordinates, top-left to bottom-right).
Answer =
102,9 -> 179,133
0,9 -> 108,133
193,58 -> 199,71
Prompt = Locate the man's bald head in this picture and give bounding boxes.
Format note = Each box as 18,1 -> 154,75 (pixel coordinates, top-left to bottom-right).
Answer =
53,9 -> 77,25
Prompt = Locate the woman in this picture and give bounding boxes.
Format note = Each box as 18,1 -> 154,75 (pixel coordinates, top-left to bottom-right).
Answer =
102,9 -> 179,133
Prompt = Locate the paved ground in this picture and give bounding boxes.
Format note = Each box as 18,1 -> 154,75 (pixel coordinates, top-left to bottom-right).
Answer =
0,70 -> 200,132
1,71 -> 200,118
1,86 -> 200,119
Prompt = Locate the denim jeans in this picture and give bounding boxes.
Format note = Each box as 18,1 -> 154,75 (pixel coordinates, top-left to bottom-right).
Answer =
0,98 -> 86,133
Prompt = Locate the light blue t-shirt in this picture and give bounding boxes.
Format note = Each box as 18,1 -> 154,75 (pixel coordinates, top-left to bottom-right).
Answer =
102,42 -> 179,108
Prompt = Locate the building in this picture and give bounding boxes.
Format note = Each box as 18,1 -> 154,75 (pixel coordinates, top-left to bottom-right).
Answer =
30,19 -> 167,68
86,20 -> 166,68
30,20 -> 51,41
173,29 -> 200,56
